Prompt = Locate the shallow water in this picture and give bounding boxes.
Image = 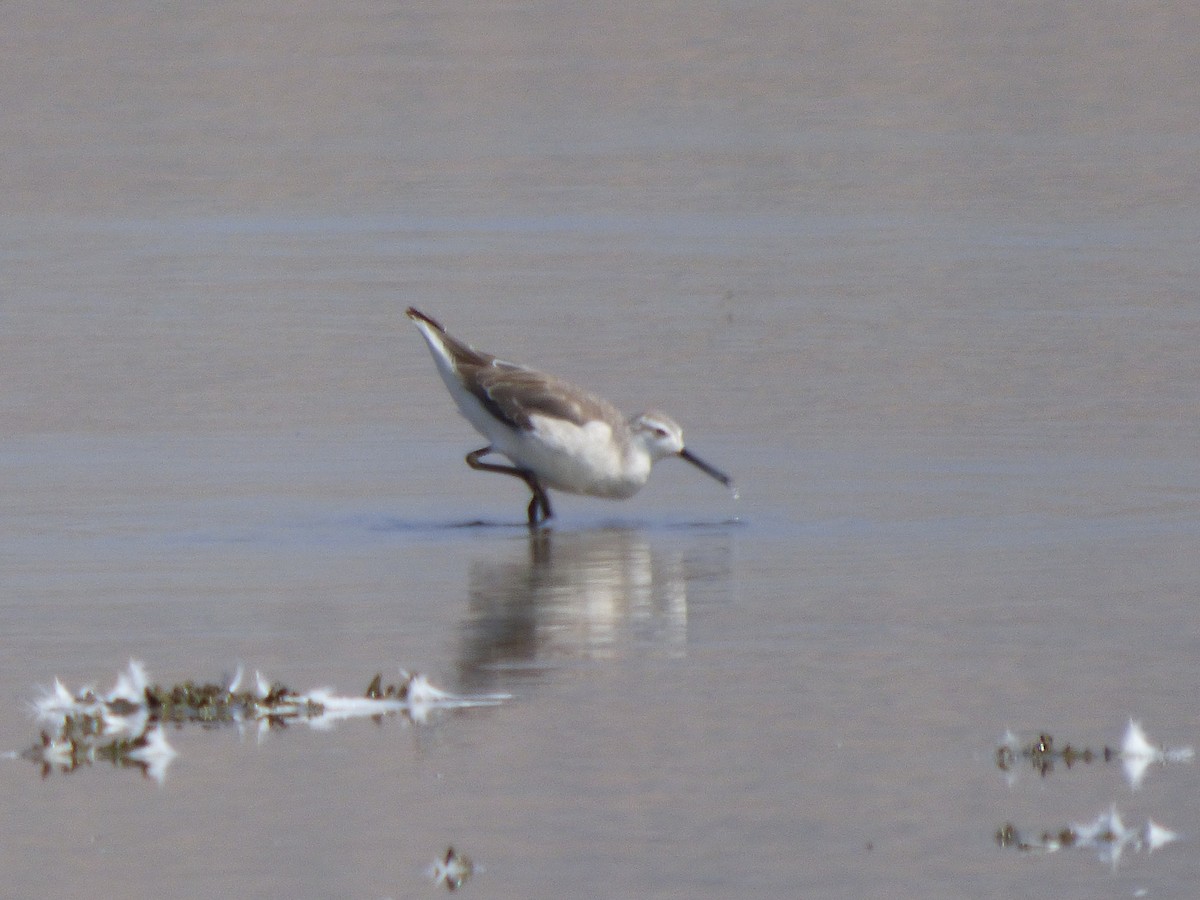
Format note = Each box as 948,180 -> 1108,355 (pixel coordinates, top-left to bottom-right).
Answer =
3,2 -> 1200,897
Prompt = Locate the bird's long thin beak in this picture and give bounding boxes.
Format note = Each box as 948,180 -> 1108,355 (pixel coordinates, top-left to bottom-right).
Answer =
679,448 -> 733,487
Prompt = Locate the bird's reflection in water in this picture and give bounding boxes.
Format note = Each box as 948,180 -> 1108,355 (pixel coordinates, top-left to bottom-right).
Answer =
457,528 -> 721,690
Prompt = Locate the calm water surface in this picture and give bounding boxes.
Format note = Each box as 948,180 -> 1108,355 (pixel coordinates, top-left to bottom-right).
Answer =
3,2 -> 1200,897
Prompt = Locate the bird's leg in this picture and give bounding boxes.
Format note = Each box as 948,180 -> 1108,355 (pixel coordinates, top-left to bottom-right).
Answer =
466,447 -> 554,526
527,480 -> 553,525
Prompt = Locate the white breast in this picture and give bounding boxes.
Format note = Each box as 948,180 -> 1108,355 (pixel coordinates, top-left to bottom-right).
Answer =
495,415 -> 651,498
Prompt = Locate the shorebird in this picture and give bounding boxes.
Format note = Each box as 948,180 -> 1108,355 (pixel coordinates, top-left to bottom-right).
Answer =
406,308 -> 733,525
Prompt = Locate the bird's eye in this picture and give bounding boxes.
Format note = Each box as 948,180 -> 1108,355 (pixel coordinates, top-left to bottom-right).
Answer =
653,427 -> 669,439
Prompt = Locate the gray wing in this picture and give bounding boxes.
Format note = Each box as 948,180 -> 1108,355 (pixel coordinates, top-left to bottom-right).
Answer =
469,362 -> 624,432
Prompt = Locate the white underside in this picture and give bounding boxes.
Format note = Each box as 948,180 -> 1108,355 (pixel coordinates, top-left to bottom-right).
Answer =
495,414 -> 650,498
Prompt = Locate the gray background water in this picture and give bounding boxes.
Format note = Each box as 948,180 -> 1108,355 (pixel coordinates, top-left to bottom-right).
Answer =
3,2 -> 1199,897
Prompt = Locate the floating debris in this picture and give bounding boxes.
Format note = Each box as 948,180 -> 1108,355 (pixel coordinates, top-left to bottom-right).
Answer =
21,717 -> 177,783
23,660 -> 510,783
996,730 -> 1116,778
1120,720 -> 1194,789
429,846 -> 475,891
996,721 -> 1192,787
997,805 -> 1179,868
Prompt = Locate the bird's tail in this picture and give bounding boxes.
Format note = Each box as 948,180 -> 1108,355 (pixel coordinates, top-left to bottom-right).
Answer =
406,307 -> 445,332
